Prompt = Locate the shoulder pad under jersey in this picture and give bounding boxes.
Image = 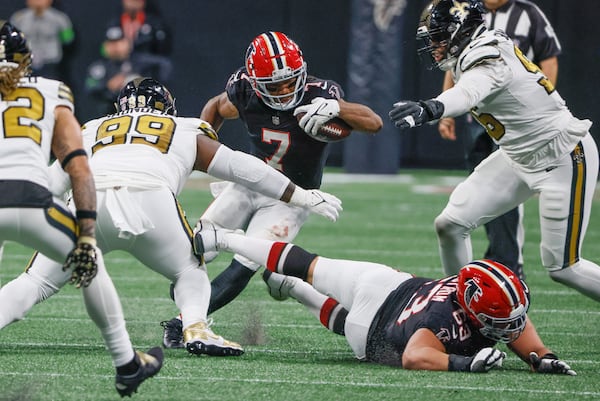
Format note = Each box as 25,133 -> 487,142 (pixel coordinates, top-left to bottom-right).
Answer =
459,45 -> 501,72
226,67 -> 249,87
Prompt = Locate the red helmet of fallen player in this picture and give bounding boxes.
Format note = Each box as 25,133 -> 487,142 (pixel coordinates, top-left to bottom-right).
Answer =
456,259 -> 530,343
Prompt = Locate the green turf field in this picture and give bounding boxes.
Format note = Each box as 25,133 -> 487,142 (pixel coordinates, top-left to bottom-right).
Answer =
0,170 -> 599,401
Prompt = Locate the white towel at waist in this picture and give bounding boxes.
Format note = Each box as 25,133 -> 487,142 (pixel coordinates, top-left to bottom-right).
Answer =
94,172 -> 166,190
105,187 -> 155,239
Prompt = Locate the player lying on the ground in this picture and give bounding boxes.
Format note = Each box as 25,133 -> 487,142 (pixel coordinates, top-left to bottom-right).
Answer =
191,220 -> 575,374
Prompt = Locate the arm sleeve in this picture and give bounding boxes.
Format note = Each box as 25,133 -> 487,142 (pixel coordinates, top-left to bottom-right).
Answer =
435,62 -> 508,117
206,145 -> 290,201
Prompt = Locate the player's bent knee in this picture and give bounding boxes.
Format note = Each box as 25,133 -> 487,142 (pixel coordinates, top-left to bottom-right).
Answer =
549,269 -> 567,284
434,214 -> 467,240
540,244 -> 562,272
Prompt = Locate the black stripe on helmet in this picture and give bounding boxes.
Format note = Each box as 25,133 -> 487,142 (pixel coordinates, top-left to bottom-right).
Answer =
265,31 -> 284,70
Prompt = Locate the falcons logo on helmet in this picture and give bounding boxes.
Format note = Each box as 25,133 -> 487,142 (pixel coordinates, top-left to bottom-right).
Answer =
463,278 -> 483,310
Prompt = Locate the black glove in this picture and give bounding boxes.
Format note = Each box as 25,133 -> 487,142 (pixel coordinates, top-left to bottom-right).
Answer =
529,352 -> 576,376
62,236 -> 98,288
389,99 -> 444,129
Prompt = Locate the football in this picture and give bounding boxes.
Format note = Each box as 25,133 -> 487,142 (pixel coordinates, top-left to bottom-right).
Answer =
296,113 -> 353,143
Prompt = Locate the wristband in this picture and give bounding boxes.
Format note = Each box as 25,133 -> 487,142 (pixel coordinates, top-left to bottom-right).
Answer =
77,235 -> 97,246
61,149 -> 87,169
76,210 -> 97,220
448,354 -> 474,372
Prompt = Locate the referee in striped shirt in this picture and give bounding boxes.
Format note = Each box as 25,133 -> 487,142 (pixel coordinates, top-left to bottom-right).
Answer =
437,0 -> 562,280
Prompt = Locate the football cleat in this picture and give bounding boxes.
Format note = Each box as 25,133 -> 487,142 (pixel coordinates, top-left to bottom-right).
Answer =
183,319 -> 244,357
115,347 -> 164,397
192,220 -> 243,258
262,270 -> 297,301
160,317 -> 184,349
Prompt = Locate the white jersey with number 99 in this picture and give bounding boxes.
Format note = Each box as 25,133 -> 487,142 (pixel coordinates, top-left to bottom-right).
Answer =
82,108 -> 209,195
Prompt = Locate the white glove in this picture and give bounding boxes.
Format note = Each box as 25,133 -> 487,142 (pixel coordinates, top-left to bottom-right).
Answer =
294,97 -> 340,136
289,188 -> 342,222
529,352 -> 576,376
469,347 -> 506,372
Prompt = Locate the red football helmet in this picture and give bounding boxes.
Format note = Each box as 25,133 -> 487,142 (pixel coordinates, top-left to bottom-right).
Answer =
456,260 -> 529,343
245,31 -> 307,110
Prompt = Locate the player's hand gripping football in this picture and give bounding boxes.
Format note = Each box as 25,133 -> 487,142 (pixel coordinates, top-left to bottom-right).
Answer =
468,347 -> 506,372
294,97 -> 340,136
289,188 -> 342,222
389,99 -> 444,129
529,352 -> 576,376
62,236 -> 98,288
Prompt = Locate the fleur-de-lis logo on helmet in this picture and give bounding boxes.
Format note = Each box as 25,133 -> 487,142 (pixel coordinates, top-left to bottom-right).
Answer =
449,1 -> 470,23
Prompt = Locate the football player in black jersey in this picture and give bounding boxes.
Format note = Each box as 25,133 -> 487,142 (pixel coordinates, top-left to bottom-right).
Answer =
191,221 -> 575,375
161,31 -> 382,348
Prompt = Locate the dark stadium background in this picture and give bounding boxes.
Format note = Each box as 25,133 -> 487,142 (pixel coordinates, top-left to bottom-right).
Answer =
1,0 -> 597,170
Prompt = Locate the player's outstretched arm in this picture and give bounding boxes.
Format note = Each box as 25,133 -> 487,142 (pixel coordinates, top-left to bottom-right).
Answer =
194,135 -> 342,222
508,317 -> 576,375
337,99 -> 383,133
403,328 -> 505,372
294,98 -> 382,135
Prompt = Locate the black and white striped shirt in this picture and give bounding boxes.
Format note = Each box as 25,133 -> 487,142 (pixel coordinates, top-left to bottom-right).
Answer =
485,0 -> 561,63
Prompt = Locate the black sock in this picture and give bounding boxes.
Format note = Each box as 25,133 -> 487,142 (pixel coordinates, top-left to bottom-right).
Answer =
116,353 -> 139,376
280,245 -> 317,281
208,260 -> 256,314
331,306 -> 348,336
